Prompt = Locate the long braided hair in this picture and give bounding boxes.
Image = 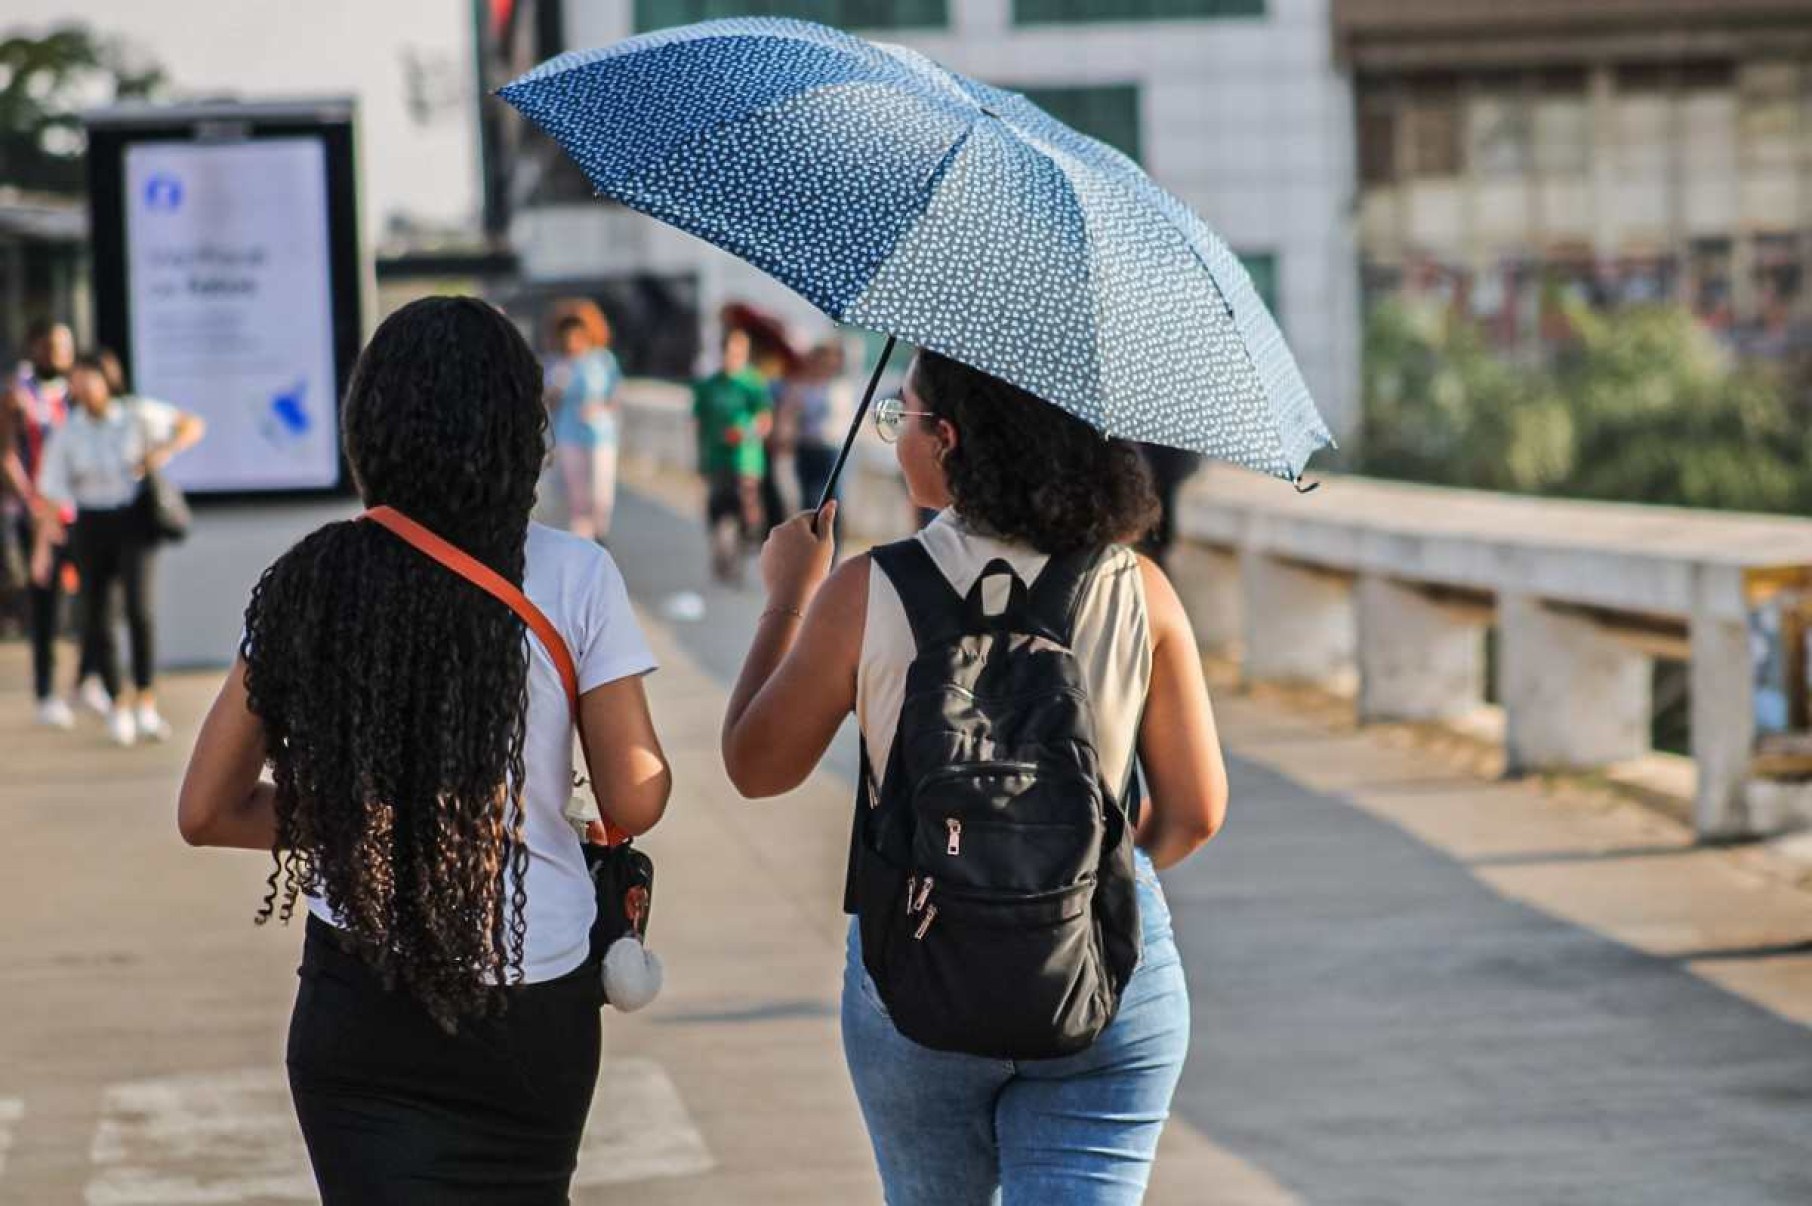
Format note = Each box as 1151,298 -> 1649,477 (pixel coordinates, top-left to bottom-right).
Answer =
243,296 -> 548,1030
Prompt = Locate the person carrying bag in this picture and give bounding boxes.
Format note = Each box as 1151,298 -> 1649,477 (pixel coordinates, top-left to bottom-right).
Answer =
720,351 -> 1231,1206
177,298 -> 672,1205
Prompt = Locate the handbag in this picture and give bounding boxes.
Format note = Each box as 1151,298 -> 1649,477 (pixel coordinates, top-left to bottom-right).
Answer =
133,404 -> 190,544
135,468 -> 191,544
357,505 -> 662,1010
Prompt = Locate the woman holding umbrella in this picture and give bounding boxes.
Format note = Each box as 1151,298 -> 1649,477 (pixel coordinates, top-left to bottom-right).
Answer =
503,20 -> 1328,1199
721,351 -> 1228,1201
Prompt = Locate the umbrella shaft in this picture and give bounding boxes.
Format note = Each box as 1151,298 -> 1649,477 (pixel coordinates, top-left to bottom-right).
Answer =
815,335 -> 897,521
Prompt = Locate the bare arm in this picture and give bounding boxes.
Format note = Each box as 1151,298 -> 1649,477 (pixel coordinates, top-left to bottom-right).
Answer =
0,389 -> 31,504
1133,555 -> 1229,869
178,658 -> 280,850
721,504 -> 860,797
578,674 -> 672,837
144,410 -> 206,472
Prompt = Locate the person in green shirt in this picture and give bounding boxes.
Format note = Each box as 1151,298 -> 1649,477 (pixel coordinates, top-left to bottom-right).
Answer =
693,326 -> 773,585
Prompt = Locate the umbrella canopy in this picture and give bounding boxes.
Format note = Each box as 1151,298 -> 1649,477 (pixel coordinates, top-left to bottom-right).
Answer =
501,18 -> 1332,481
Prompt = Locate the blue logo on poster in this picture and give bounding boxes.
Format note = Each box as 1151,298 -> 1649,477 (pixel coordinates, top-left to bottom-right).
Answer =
271,381 -> 311,436
143,173 -> 184,212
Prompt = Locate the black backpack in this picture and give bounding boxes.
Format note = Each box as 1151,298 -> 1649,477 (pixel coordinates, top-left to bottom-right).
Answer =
844,539 -> 1142,1060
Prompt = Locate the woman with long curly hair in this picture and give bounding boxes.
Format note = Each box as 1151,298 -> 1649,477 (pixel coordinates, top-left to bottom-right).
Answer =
722,351 -> 1228,1204
178,296 -> 672,1204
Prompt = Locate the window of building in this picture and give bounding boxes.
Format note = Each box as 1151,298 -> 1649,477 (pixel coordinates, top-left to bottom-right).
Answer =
1403,78 -> 1462,178
1019,85 -> 1143,163
1239,251 -> 1279,318
1467,88 -> 1532,178
1013,0 -> 1264,28
634,0 -> 948,33
1357,89 -> 1397,185
1532,73 -> 1590,177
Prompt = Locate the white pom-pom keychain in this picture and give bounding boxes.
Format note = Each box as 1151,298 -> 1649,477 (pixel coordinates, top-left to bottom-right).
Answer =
602,936 -> 664,1012
565,793 -> 664,1013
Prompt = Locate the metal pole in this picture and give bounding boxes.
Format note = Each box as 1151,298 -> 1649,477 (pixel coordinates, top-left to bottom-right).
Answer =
814,334 -> 896,522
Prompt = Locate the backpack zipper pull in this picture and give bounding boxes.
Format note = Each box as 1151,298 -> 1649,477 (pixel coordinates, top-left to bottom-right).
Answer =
905,875 -> 917,915
913,903 -> 938,940
912,876 -> 934,914
946,818 -> 962,857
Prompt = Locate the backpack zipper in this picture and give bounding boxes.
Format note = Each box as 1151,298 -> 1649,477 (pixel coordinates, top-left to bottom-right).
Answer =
946,818 -> 962,856
913,903 -> 938,940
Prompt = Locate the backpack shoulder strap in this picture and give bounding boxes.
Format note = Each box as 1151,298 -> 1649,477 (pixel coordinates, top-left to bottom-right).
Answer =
1024,546 -> 1109,644
359,505 -> 628,846
869,538 -> 965,652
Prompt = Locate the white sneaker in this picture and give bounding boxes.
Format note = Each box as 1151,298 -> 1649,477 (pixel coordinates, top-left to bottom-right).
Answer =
108,708 -> 138,748
77,678 -> 112,717
134,705 -> 172,744
36,698 -> 76,730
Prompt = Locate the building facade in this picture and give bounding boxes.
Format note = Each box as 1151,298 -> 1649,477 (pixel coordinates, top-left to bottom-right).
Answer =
1336,0 -> 1812,358
501,0 -> 1362,439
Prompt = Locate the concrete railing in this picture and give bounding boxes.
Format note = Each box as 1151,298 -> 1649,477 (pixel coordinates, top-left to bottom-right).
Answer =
619,382 -> 1812,840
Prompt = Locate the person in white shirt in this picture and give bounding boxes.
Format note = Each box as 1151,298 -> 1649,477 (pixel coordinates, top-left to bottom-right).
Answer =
176,296 -> 671,1204
0,319 -> 109,727
32,350 -> 205,745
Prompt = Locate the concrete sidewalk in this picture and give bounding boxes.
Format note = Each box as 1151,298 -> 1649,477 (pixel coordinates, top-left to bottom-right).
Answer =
2,476 -> 1810,1202
0,594 -> 1285,1204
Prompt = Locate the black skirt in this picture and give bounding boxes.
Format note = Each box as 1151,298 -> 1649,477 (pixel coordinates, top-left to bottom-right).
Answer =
287,915 -> 604,1205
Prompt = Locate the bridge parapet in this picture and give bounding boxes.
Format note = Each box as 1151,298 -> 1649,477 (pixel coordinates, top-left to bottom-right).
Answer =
619,383 -> 1812,839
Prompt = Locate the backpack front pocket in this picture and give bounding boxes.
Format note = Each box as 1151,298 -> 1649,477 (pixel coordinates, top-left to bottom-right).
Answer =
875,876 -> 1113,1061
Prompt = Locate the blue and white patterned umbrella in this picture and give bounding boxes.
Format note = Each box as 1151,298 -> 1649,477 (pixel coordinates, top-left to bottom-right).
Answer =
500,18 -> 1333,483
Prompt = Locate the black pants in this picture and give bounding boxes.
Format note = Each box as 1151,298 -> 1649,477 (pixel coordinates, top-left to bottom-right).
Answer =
16,513 -> 100,701
1136,445 -> 1202,570
796,441 -> 839,512
69,507 -> 157,697
288,916 -> 604,1205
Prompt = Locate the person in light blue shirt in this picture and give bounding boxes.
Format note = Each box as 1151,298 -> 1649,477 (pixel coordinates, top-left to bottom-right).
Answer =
545,305 -> 622,542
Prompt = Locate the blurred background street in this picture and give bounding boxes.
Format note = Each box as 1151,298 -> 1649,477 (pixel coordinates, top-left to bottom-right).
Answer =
5,1 -> 1812,1202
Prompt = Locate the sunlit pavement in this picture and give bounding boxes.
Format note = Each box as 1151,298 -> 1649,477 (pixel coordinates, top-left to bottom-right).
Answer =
1,478 -> 1808,1203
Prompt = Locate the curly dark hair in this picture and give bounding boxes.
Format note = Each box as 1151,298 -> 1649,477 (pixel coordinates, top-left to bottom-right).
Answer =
912,352 -> 1159,555
242,296 -> 547,1030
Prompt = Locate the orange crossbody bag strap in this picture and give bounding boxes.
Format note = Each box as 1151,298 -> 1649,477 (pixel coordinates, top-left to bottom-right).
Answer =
358,505 -> 628,846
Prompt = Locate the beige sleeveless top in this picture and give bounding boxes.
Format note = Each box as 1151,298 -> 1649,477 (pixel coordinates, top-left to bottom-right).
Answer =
858,510 -> 1152,791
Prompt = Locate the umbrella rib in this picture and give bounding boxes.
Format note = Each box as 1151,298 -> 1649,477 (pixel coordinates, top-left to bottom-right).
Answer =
1002,133 -> 1110,432
1003,117 -> 1305,473
841,120 -> 979,324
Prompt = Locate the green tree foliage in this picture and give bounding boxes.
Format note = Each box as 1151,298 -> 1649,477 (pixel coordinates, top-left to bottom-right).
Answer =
0,24 -> 164,194
1358,295 -> 1812,514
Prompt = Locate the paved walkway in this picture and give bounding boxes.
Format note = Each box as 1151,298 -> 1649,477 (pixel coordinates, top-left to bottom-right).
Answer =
1,478 -> 1809,1203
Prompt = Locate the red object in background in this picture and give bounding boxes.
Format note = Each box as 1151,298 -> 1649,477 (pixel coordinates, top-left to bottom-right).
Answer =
720,301 -> 802,375
489,0 -> 516,39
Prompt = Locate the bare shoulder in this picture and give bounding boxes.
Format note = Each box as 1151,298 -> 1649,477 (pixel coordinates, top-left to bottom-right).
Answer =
810,551 -> 872,626
1132,552 -> 1187,648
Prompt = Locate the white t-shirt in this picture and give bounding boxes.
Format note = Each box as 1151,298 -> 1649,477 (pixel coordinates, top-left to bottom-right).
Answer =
306,522 -> 658,983
36,397 -> 180,511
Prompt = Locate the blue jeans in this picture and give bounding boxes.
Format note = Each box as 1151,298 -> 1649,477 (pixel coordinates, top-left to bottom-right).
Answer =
841,851 -> 1190,1205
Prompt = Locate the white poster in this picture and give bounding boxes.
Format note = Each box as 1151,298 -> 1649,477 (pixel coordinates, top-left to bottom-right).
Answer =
125,138 -> 340,492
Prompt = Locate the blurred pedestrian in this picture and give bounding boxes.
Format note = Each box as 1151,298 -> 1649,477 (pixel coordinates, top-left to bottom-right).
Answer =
722,305 -> 801,536
693,326 -> 772,585
787,340 -> 849,512
2,319 -> 111,726
544,300 -> 622,543
177,296 -> 672,1205
1135,443 -> 1202,569
32,350 -> 205,746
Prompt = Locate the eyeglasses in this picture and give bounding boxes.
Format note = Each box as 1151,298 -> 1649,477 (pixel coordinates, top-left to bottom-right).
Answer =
873,394 -> 936,444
